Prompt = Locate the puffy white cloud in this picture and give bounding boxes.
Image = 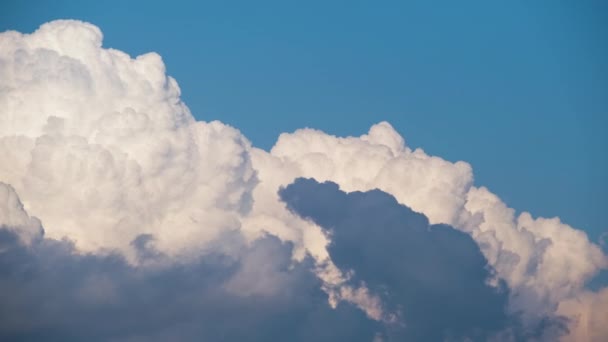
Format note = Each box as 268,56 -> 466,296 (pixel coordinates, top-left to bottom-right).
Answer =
0,20 -> 256,260
465,188 -> 607,322
0,19 -> 606,340
266,122 -> 473,225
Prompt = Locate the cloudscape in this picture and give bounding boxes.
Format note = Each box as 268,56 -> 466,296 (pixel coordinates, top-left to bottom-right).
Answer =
0,19 -> 606,341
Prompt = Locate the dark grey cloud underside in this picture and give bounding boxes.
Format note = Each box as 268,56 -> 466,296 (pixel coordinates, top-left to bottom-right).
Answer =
279,178 -> 565,341
0,228 -> 379,342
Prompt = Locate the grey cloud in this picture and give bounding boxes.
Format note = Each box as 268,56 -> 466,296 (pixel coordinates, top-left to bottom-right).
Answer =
279,178 -> 567,341
0,228 -> 380,342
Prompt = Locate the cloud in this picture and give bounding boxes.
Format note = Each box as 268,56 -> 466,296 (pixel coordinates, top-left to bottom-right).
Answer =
0,20 -> 256,260
0,182 -> 43,245
557,287 -> 608,342
280,178 -> 570,341
0,186 -> 381,341
250,121 -> 607,338
0,20 -> 606,340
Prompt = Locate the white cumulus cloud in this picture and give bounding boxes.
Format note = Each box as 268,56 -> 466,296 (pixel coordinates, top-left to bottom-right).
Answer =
0,20 -> 256,260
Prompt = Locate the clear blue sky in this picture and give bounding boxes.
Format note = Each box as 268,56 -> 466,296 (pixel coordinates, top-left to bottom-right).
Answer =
1,0 -> 606,242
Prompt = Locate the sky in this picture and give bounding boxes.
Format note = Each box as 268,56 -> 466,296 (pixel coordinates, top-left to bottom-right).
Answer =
1,0 -> 606,241
0,1 -> 607,341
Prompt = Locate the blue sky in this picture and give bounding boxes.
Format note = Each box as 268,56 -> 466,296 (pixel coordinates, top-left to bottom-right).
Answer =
1,0 -> 606,242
